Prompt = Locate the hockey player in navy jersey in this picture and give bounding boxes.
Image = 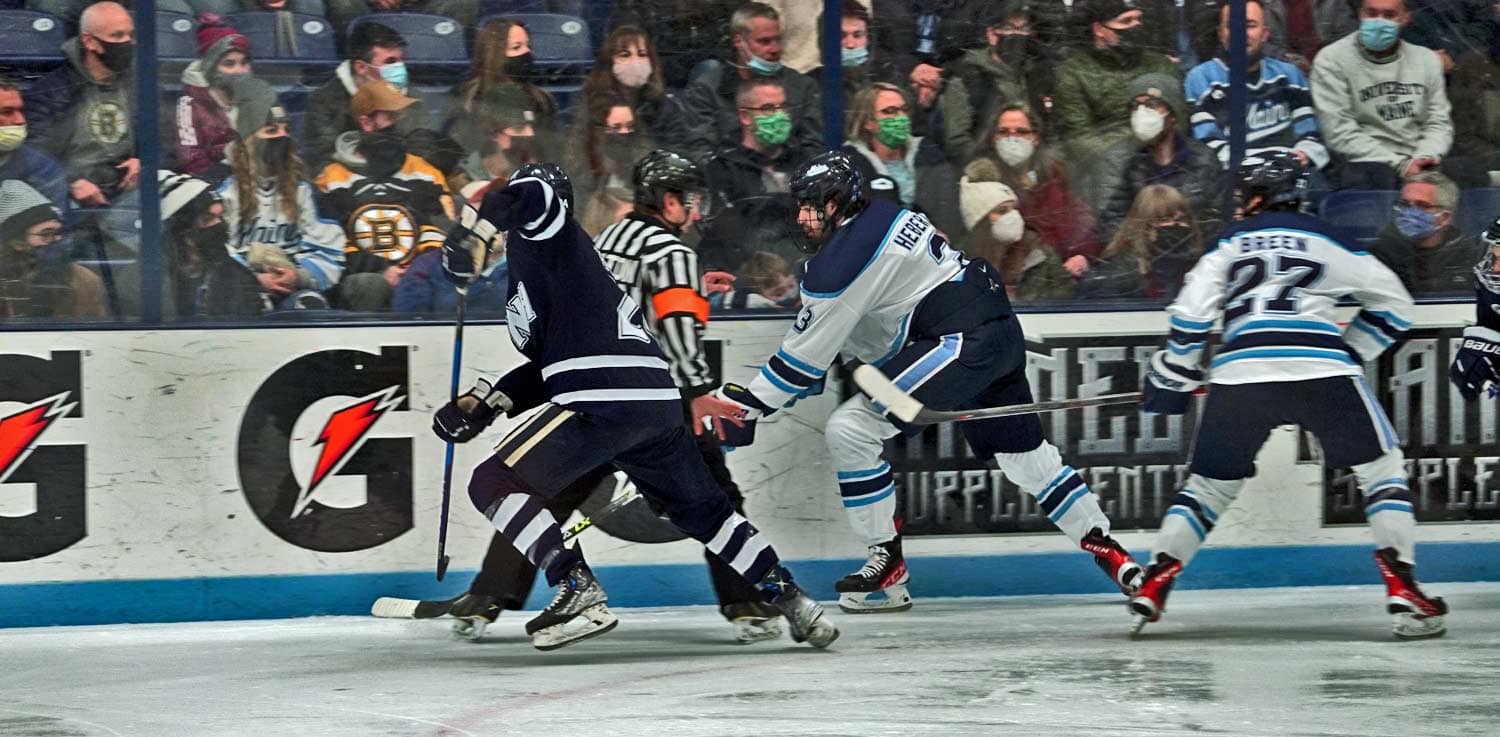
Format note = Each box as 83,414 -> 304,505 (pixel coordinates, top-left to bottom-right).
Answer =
1449,217 -> 1500,401
432,163 -> 838,651
1135,151 -> 1447,639
697,151 -> 1142,614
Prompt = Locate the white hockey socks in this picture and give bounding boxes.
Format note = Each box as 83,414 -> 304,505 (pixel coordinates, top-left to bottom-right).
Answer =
996,443 -> 1109,545
1354,449 -> 1417,563
1155,475 -> 1243,565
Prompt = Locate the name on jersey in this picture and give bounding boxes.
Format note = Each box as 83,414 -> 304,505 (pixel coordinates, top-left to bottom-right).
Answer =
1234,233 -> 1308,253
890,214 -> 931,253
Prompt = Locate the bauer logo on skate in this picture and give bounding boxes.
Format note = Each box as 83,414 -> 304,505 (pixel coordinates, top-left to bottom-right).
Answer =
0,351 -> 86,562
237,347 -> 415,553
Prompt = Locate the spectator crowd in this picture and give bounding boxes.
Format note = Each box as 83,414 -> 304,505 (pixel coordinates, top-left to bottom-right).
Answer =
0,0 -> 1495,321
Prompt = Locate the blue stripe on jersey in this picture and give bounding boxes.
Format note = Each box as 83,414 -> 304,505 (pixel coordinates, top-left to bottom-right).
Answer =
1222,330 -> 1348,354
1171,315 -> 1215,332
759,365 -> 802,394
1353,310 -> 1408,341
894,333 -> 961,391
766,357 -> 819,388
1226,318 -> 1341,343
774,349 -> 827,379
837,463 -> 892,481
1349,318 -> 1396,349
839,475 -> 894,499
1210,347 -> 1359,369
1365,309 -> 1412,330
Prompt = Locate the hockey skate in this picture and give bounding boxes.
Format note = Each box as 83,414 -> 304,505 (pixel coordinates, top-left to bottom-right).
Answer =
1081,528 -> 1143,595
721,601 -> 784,644
1128,554 -> 1183,636
1374,548 -> 1447,640
835,538 -> 913,614
448,593 -> 501,642
525,562 -> 619,651
760,566 -> 839,648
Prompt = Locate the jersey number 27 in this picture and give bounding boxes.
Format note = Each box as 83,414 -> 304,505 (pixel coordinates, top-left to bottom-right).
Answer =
1224,253 -> 1324,323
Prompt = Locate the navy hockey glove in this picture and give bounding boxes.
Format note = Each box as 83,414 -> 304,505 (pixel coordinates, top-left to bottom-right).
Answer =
433,378 -> 514,443
441,203 -> 499,286
1142,350 -> 1204,415
1451,326 -> 1500,401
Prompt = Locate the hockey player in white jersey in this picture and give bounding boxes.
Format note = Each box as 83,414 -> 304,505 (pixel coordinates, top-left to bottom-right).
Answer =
1134,151 -> 1447,639
697,151 -> 1142,613
1449,217 -> 1500,401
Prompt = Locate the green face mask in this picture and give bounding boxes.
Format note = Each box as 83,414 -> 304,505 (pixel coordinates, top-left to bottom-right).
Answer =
752,111 -> 792,146
875,115 -> 911,147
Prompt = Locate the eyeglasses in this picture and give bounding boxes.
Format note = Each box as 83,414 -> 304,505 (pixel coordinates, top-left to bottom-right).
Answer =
1395,198 -> 1446,214
740,103 -> 788,115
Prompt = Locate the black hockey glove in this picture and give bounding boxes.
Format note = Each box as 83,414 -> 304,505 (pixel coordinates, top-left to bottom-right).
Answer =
1142,350 -> 1204,415
441,203 -> 499,286
433,379 -> 513,443
1451,326 -> 1500,401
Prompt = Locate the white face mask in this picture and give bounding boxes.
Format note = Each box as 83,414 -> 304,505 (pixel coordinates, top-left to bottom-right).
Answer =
1130,105 -> 1166,143
990,208 -> 1024,244
613,57 -> 652,88
0,124 -> 25,153
994,136 -> 1035,167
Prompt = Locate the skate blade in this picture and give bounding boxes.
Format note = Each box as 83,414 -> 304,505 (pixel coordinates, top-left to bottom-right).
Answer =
451,616 -> 490,642
1129,615 -> 1152,638
1392,613 -> 1447,640
836,585 -> 914,614
803,620 -> 840,649
732,617 -> 784,644
532,605 -> 620,652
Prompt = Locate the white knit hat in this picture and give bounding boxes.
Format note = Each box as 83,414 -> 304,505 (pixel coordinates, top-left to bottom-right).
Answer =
0,179 -> 60,243
959,176 -> 1017,230
158,170 -> 212,222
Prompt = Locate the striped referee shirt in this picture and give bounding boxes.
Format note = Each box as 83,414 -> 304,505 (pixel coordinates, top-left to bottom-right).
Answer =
595,213 -> 716,396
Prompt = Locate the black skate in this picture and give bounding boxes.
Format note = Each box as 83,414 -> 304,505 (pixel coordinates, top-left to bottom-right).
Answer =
1081,528 -> 1143,595
448,593 -> 501,642
1374,548 -> 1447,640
1128,554 -> 1183,636
834,538 -> 912,614
720,601 -> 784,644
525,562 -> 618,651
760,566 -> 839,648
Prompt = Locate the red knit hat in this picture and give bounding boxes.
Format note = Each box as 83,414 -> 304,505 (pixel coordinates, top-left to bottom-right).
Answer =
196,14 -> 250,57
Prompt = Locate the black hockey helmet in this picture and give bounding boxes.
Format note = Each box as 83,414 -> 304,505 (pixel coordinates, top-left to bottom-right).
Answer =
1236,150 -> 1307,214
510,161 -> 574,212
1479,216 -> 1500,292
788,150 -> 866,253
632,149 -> 707,212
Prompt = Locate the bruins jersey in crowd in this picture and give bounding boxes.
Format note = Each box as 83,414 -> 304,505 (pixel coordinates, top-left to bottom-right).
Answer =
315,153 -> 456,274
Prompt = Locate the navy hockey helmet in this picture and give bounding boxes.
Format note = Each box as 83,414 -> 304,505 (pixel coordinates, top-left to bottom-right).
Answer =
788,150 -> 866,253
510,161 -> 574,212
632,149 -> 707,213
1236,150 -> 1308,214
1479,216 -> 1500,293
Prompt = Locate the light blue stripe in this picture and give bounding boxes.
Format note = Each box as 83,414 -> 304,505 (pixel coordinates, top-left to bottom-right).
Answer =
1365,501 -> 1415,516
1038,467 -> 1074,501
837,464 -> 891,481
872,313 -> 914,369
1367,310 -> 1413,330
764,358 -> 816,388
1167,507 -> 1208,541
1171,315 -> 1215,331
1365,478 -> 1408,495
1168,342 -> 1199,356
1180,490 -> 1218,523
1356,377 -> 1398,450
1226,318 -> 1340,342
1349,319 -> 1395,347
1048,486 -> 1090,523
759,365 -> 799,394
775,350 -> 826,378
842,484 -> 895,508
1211,347 -> 1357,369
894,334 -> 959,391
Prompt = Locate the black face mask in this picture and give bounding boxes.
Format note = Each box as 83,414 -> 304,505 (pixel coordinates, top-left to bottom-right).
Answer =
95,38 -> 135,72
1151,224 -> 1195,257
601,132 -> 644,172
507,52 -> 537,82
191,222 -> 229,259
358,128 -> 408,178
257,136 -> 291,172
1111,25 -> 1148,60
996,34 -> 1034,62
504,134 -> 540,166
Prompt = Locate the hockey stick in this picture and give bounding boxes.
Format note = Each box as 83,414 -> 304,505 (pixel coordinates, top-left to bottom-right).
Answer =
853,364 -> 1142,424
435,288 -> 468,582
372,483 -> 644,619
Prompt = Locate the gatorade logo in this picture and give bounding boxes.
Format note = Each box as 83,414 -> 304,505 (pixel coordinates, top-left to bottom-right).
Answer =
0,352 -> 86,562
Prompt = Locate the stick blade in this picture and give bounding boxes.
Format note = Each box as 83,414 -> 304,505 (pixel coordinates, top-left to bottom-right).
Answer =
371,597 -> 421,619
852,365 -> 923,423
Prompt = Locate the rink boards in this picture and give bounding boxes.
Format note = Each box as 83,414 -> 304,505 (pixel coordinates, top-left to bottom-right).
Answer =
1,304 -> 1497,627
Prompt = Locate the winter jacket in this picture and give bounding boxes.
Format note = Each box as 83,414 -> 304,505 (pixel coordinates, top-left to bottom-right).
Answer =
699,143 -> 804,272
808,53 -> 914,111
392,248 -> 509,315
1054,46 -> 1180,163
1370,224 -> 1479,295
1186,56 -> 1328,168
0,145 -> 70,216
304,60 -> 432,174
958,226 -> 1073,302
1090,134 -> 1227,238
968,149 -> 1102,261
26,38 -> 135,196
0,238 -> 104,320
174,62 -> 240,182
679,59 -> 823,164
217,177 -> 347,290
842,137 -> 962,238
938,46 -> 1054,163
1310,33 -> 1453,170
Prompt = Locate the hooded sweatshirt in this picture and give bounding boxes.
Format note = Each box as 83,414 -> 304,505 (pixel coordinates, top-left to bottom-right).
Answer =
26,38 -> 135,194
175,36 -> 246,180
1310,32 -> 1453,168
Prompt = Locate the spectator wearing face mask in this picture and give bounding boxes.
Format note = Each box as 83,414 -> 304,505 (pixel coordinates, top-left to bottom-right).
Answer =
1370,172 -> 1476,295
306,22 -> 433,175
957,167 -> 1072,302
452,86 -> 544,198
218,79 -> 346,309
1310,0 -> 1451,190
1088,73 -> 1225,242
610,0 -> 740,90
0,79 -> 68,216
1054,0 -> 1179,164
570,25 -> 691,193
680,1 -> 823,162
938,1 -> 1054,165
807,1 -> 912,108
968,103 -> 1100,273
841,82 -> 961,235
159,170 -> 233,318
174,15 -> 253,183
0,180 -> 103,320
316,82 -> 455,311
573,99 -> 656,236
447,18 -> 558,159
1076,183 -> 1201,300
26,1 -> 139,208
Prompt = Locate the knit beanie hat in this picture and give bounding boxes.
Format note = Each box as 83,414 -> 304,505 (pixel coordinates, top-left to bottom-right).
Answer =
1127,72 -> 1187,123
159,170 -> 214,222
197,13 -> 249,56
0,180 -> 62,245
232,77 -> 288,140
959,158 -> 1018,229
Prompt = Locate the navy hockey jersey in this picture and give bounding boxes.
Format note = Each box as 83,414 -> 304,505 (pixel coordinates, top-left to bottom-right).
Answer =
1478,265 -> 1500,332
485,178 -> 682,428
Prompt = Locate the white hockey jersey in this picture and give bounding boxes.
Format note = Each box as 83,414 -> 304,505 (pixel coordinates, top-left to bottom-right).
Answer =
1167,210 -> 1414,385
745,199 -> 962,410
217,178 -> 347,291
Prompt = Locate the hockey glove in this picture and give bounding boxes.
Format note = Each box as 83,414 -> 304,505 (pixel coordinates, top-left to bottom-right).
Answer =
441,203 -> 500,286
433,378 -> 514,443
1451,326 -> 1500,401
704,382 -> 771,447
1142,350 -> 1205,415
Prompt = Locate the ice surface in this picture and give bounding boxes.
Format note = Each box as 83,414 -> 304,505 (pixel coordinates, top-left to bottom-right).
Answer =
3,583 -> 1497,737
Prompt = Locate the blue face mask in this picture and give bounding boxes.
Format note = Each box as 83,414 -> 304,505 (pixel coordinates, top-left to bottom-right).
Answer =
841,45 -> 869,67
746,51 -> 783,76
378,61 -> 409,91
1393,204 -> 1441,240
1359,18 -> 1400,52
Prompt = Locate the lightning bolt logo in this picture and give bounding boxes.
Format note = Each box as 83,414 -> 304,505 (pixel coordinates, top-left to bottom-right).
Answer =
294,386 -> 404,518
0,393 -> 75,485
